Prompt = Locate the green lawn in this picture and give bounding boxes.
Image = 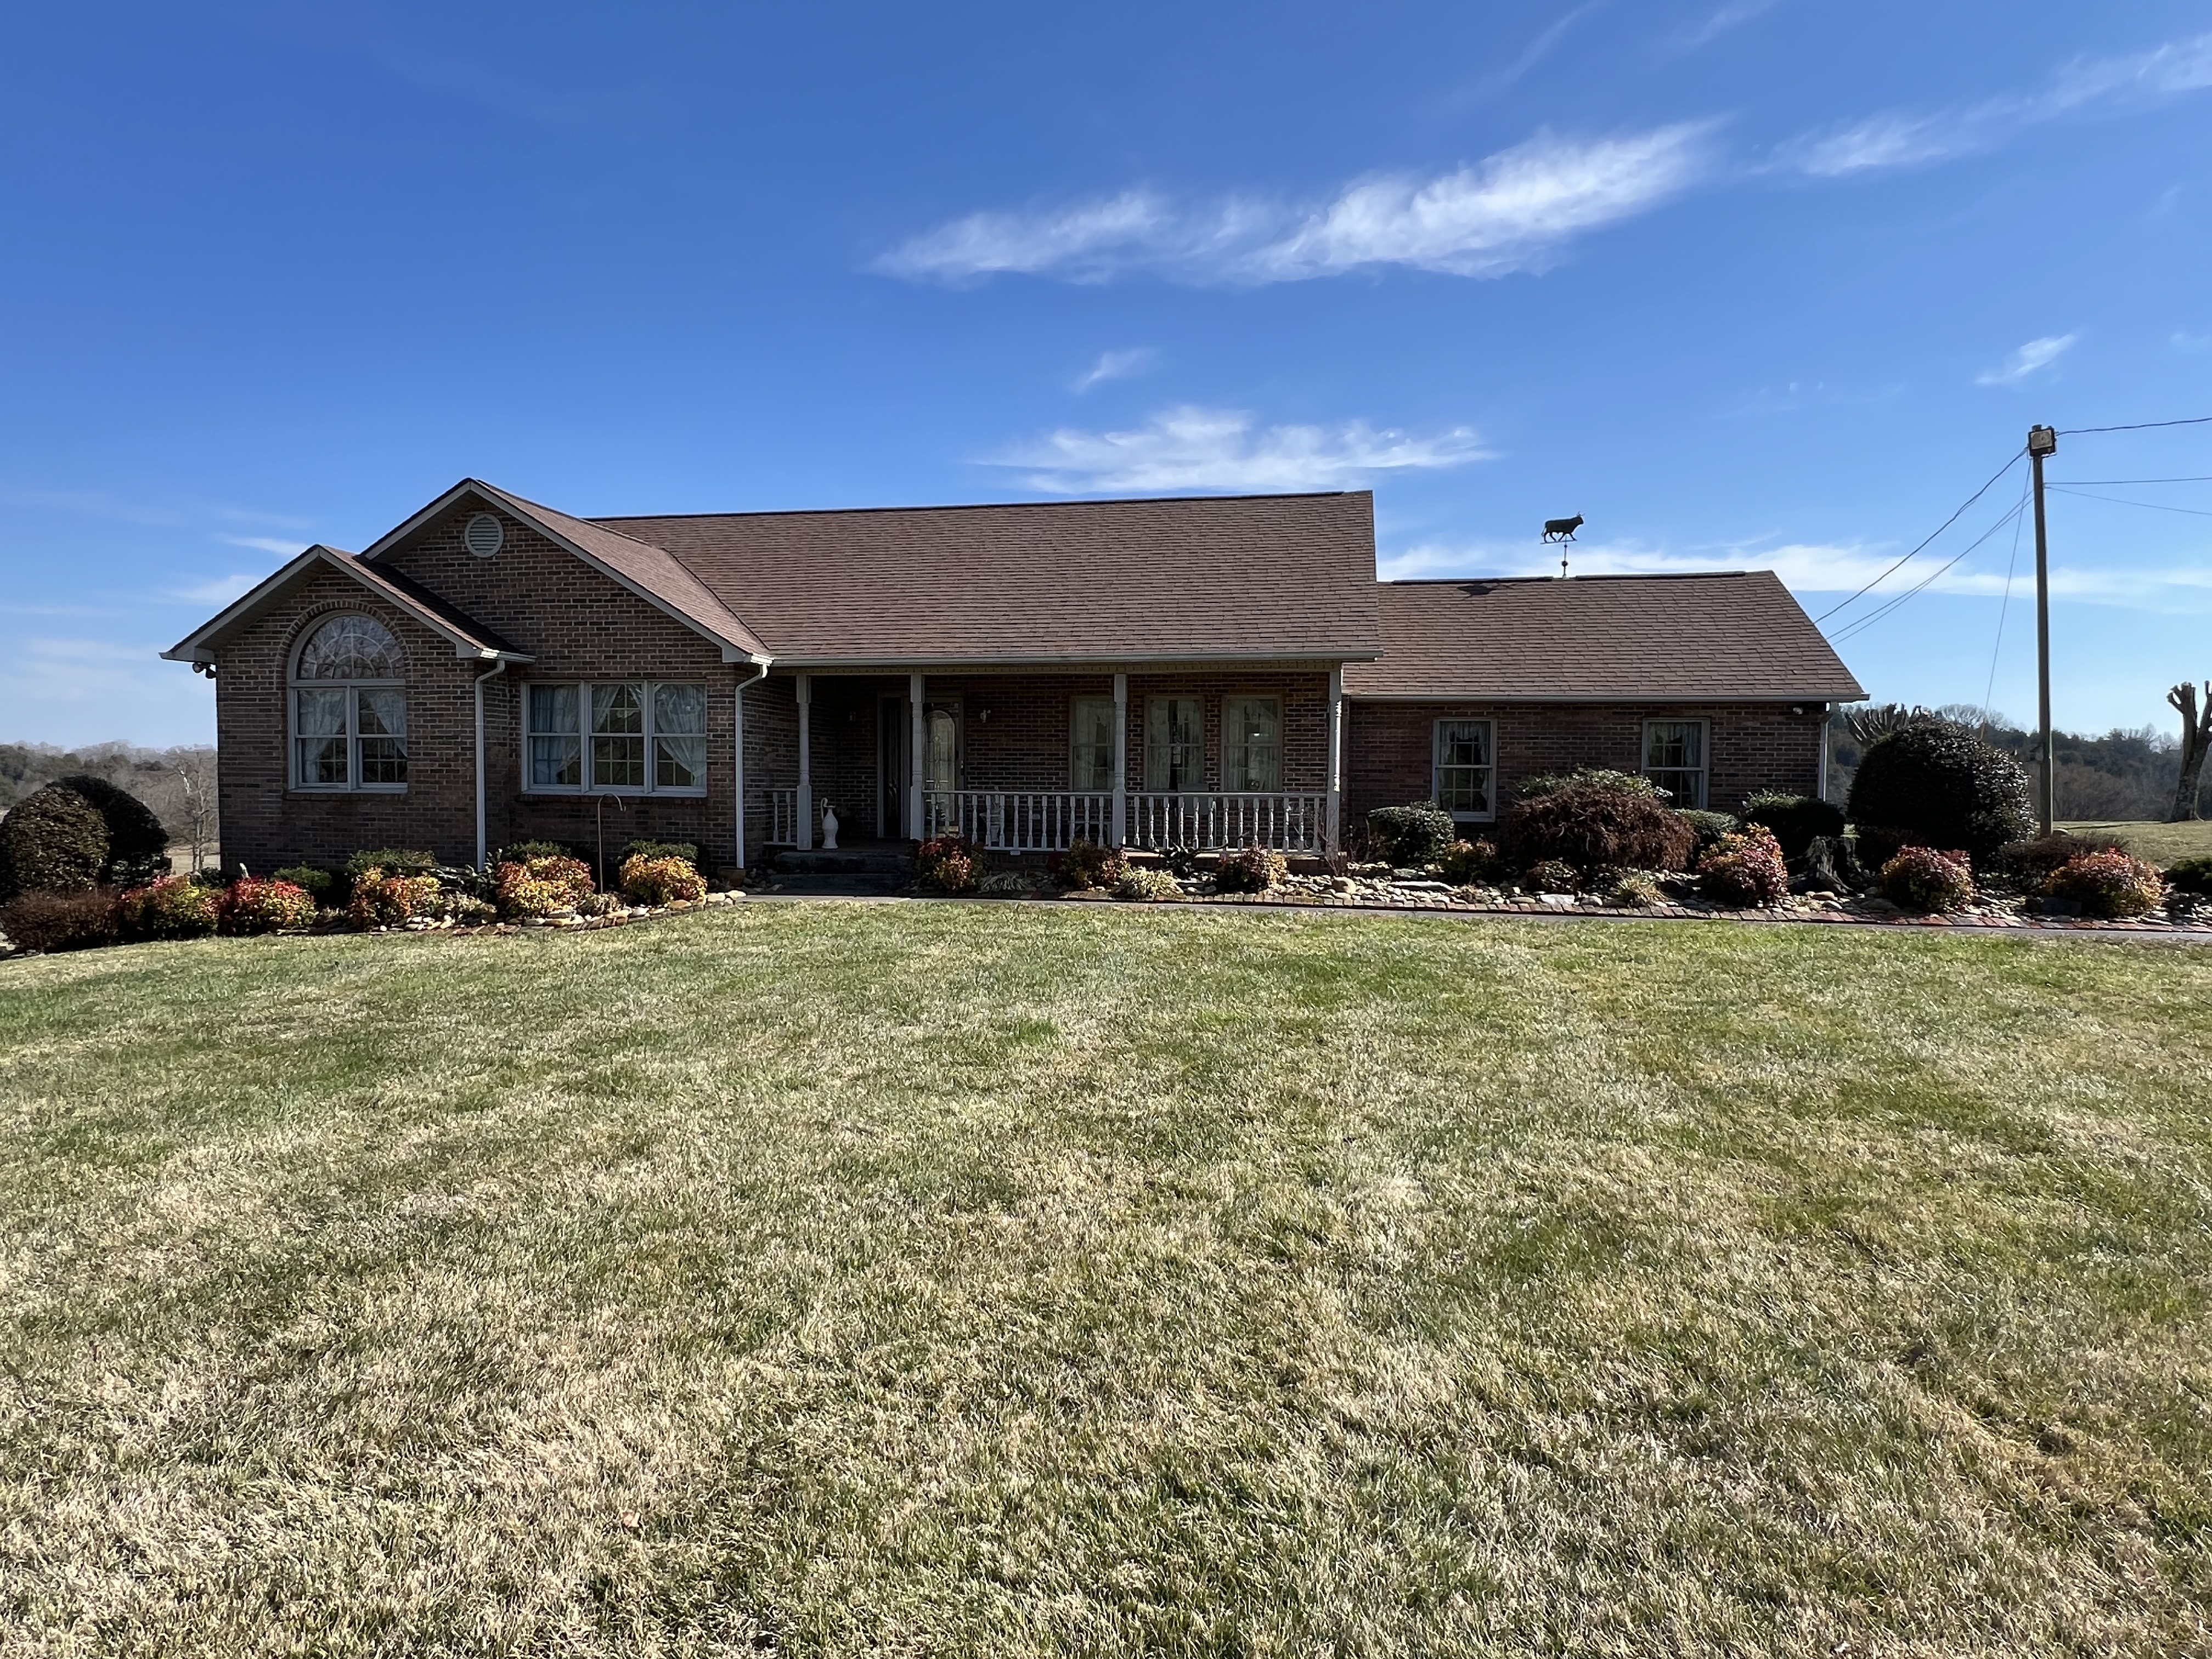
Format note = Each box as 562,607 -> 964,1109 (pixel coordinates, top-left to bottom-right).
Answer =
2063,818 -> 2212,865
4,906 -> 2210,1657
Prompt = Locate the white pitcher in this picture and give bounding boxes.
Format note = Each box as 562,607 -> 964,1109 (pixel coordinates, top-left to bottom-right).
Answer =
821,805 -> 840,850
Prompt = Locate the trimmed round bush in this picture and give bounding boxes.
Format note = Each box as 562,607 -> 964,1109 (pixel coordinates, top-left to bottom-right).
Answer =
2166,856 -> 2212,896
1366,804 -> 1455,866
221,878 -> 317,935
1880,846 -> 1976,913
1697,825 -> 1789,907
349,872 -> 444,928
620,853 -> 707,906
493,855 -> 594,919
1505,783 -> 1697,874
0,783 -> 110,901
1439,838 -> 1500,885
0,888 -> 118,952
2046,849 -> 2165,919
55,775 -> 170,888
1848,721 -> 2033,864
1053,839 -> 1126,892
1740,791 -> 1846,861
115,876 -> 221,941
916,835 -> 980,893
1214,846 -> 1288,893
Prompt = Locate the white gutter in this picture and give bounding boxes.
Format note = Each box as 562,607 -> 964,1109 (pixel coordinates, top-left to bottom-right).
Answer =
733,659 -> 770,870
474,657 -> 510,868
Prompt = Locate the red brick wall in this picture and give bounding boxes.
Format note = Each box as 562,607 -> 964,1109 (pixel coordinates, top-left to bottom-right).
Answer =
1345,700 -> 1826,823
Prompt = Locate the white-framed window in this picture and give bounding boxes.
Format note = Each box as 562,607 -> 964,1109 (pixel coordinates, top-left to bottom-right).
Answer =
1222,696 -> 1281,792
1643,719 -> 1708,808
924,700 -> 962,793
1146,696 -> 1203,791
291,613 -> 407,791
526,681 -> 707,794
1432,719 -> 1494,820
1070,697 -> 1116,792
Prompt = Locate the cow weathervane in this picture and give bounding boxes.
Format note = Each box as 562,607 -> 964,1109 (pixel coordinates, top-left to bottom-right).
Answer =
1542,513 -> 1583,578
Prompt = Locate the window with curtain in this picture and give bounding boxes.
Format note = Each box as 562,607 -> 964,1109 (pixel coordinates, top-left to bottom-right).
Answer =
1069,697 -> 1116,792
924,703 -> 961,793
291,613 -> 407,791
523,682 -> 708,793
1222,696 -> 1280,791
1432,719 -> 1494,818
1145,697 -> 1202,791
1643,720 -> 1708,808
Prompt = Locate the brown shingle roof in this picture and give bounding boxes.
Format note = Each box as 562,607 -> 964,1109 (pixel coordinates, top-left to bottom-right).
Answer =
593,491 -> 1380,664
162,546 -> 528,664
1344,572 -> 1864,701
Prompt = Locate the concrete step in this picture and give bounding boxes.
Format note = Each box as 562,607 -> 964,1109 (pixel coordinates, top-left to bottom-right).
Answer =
756,872 -> 910,897
771,848 -> 915,876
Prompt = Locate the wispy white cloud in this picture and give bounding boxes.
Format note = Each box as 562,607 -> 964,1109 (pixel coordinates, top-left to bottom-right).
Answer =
1784,31 -> 2212,176
167,571 -> 266,605
1072,347 -> 1157,393
879,123 -> 1717,286
1677,0 -> 1785,50
985,405 -> 1491,494
1976,334 -> 2076,387
213,533 -> 306,557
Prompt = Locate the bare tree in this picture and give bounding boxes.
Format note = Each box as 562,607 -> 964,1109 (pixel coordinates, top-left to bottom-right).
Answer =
2171,682 -> 2212,822
170,748 -> 219,871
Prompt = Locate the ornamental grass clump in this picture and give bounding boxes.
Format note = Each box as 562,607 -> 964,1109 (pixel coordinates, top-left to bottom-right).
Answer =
1053,839 -> 1126,892
1505,780 -> 1697,874
1697,825 -> 1790,908
1113,865 -> 1183,901
2045,849 -> 2165,919
0,888 -> 118,952
348,872 -> 445,929
115,876 -> 222,941
916,835 -> 981,894
1438,838 -> 1500,885
1610,870 -> 1664,909
1879,846 -> 1976,914
1365,804 -> 1455,867
1213,846 -> 1288,893
619,853 -> 707,906
493,855 -> 594,919
221,878 -> 318,935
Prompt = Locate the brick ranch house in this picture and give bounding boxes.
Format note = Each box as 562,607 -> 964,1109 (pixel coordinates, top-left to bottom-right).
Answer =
163,479 -> 1864,874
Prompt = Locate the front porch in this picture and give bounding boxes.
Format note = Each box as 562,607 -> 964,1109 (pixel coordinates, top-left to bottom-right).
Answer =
749,665 -> 1345,857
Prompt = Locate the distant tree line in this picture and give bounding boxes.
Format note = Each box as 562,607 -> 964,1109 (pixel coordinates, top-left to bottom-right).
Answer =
0,742 -> 219,870
1827,706 -> 2212,822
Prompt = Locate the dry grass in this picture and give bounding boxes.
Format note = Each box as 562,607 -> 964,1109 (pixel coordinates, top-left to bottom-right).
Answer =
2,904 -> 2210,1656
2063,818 -> 2212,866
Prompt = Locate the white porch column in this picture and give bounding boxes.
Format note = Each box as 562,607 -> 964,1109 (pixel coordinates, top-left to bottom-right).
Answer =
796,672 -> 814,851
908,672 -> 926,840
1326,666 -> 1344,856
1111,672 -> 1128,848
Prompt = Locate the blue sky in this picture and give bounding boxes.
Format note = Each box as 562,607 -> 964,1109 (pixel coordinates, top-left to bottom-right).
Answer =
4,2 -> 2210,747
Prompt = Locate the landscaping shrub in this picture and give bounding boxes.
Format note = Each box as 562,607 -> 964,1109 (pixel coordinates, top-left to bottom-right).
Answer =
493,855 -> 594,919
1609,870 -> 1664,908
1697,825 -> 1789,907
347,847 -> 437,878
57,774 -> 170,885
1214,846 -> 1288,893
1114,866 -> 1182,901
1880,846 -> 1976,914
1506,782 -> 1697,874
1524,858 -> 1580,893
2166,855 -> 2212,895
619,839 -> 699,868
1740,791 -> 1846,860
272,865 -> 337,904
447,895 -> 499,924
1674,809 -> 1739,859
1053,839 -> 1126,891
1438,838 -> 1500,885
620,853 -> 707,906
975,870 -> 1044,898
0,783 -> 111,901
221,878 -> 317,935
348,872 -> 444,928
1365,804 -> 1455,867
1995,831 -> 2125,890
115,876 -> 222,941
494,840 -> 580,866
575,892 -> 625,918
915,835 -> 980,893
1157,845 -> 1201,878
0,888 -> 117,952
2046,849 -> 2165,919
1519,768 -> 1664,800
1848,719 -> 2034,864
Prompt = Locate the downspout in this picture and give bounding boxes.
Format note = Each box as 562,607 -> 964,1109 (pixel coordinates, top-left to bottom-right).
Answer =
474,657 -> 509,870
734,659 -> 769,870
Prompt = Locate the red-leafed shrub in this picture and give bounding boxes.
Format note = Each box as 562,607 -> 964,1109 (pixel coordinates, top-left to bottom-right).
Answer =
222,878 -> 318,935
1698,825 -> 1790,907
917,835 -> 981,893
1052,839 -> 1125,892
493,855 -> 594,919
1506,782 -> 1697,874
0,888 -> 119,952
1880,846 -> 1976,914
2046,849 -> 2165,919
349,872 -> 444,929
1214,845 -> 1288,893
619,853 -> 706,906
115,876 -> 222,941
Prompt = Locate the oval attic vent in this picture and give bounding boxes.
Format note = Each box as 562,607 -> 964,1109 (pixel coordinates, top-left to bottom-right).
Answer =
464,512 -> 504,558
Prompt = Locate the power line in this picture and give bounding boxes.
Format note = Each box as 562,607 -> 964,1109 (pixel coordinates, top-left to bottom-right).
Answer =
1812,448 -> 2024,625
2047,485 -> 2212,518
2051,475 -> 2212,485
1830,495 -> 2029,646
2058,415 -> 2212,434
1984,470 -> 2031,714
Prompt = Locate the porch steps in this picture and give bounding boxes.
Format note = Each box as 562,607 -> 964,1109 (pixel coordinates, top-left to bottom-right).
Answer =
761,846 -> 914,896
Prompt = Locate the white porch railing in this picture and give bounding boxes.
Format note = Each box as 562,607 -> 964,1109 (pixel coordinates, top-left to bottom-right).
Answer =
1130,792 -> 1328,853
925,790 -> 1112,852
762,788 -> 799,847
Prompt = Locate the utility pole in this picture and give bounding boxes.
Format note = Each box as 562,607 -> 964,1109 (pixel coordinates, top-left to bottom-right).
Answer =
2028,424 -> 2057,836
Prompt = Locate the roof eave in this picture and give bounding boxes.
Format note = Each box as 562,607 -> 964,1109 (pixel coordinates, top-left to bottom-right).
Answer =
767,648 -> 1382,669
161,545 -> 532,665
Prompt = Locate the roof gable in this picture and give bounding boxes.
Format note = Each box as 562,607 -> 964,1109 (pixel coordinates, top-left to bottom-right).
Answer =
161,546 -> 527,665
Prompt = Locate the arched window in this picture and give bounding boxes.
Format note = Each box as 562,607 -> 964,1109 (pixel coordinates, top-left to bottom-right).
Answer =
292,614 -> 407,790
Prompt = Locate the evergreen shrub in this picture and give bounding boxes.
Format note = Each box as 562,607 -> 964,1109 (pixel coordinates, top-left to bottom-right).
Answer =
115,876 -> 222,940
1880,847 -> 1976,913
620,853 -> 707,906
0,784 -> 111,901
1740,791 -> 1846,860
1365,804 -> 1455,866
221,878 -> 317,935
1214,846 -> 1288,893
0,889 -> 118,952
2045,850 -> 2165,919
1506,782 -> 1697,873
1849,720 -> 2034,864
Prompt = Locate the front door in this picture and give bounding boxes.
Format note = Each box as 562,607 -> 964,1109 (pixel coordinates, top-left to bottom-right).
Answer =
878,698 -> 909,838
